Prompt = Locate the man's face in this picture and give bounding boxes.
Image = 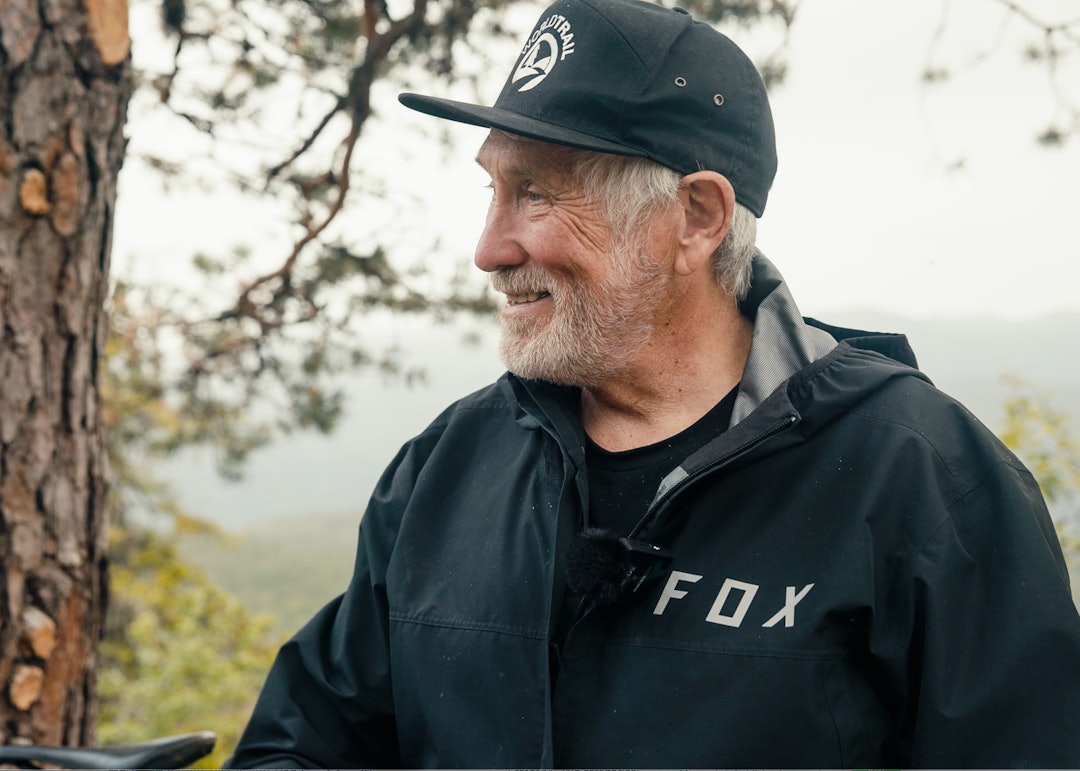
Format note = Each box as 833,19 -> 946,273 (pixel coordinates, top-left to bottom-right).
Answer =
474,132 -> 675,387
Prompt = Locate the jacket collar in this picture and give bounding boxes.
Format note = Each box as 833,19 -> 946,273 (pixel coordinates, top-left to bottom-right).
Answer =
731,253 -> 838,426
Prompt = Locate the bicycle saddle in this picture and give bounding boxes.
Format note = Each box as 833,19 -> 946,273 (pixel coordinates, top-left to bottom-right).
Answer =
0,730 -> 216,769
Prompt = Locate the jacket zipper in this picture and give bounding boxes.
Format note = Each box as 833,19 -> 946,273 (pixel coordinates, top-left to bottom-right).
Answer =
627,412 -> 800,540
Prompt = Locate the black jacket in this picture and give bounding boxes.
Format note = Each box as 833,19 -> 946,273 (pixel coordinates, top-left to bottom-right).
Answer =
231,256 -> 1080,768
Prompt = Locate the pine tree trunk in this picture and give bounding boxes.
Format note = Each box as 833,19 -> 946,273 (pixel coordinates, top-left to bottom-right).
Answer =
0,0 -> 131,745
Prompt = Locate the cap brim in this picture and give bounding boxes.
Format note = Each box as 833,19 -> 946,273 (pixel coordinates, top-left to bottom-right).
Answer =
399,93 -> 647,159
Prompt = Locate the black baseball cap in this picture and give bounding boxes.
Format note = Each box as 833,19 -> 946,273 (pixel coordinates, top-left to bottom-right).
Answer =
399,0 -> 777,216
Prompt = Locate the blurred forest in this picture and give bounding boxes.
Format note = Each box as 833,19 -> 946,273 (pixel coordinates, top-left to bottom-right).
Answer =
0,0 -> 1078,764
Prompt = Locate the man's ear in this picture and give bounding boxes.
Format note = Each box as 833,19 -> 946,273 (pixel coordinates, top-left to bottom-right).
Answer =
674,171 -> 735,277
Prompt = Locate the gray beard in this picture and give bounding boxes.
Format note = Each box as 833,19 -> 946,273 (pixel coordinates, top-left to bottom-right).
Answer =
496,251 -> 667,387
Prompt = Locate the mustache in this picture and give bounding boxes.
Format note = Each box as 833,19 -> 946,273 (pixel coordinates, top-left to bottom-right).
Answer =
490,266 -> 553,296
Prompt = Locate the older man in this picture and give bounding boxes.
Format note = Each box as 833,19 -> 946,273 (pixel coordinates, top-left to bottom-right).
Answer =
230,0 -> 1080,767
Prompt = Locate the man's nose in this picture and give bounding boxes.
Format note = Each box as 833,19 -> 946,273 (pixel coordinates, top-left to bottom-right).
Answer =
474,202 -> 527,273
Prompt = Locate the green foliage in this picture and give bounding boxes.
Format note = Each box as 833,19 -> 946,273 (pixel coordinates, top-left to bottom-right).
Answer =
104,283 -> 273,480
99,301 -> 283,764
99,527 -> 282,768
998,374 -> 1080,564
999,374 -> 1080,504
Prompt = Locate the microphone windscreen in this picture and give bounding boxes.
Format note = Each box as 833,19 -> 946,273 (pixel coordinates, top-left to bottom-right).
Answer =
564,527 -> 632,605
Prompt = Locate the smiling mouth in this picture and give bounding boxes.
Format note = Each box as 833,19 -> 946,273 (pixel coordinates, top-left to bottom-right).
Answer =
506,291 -> 551,305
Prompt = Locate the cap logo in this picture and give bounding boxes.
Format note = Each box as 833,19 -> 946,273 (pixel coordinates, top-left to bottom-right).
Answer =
511,13 -> 576,92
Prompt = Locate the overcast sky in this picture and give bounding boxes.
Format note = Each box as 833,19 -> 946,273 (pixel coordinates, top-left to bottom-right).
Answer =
757,0 -> 1079,323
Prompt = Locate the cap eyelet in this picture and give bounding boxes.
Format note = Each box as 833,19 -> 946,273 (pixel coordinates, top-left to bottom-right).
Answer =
674,77 -> 687,87
713,94 -> 725,106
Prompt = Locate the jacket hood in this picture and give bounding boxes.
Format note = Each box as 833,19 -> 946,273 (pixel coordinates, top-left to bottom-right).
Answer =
732,253 -> 922,424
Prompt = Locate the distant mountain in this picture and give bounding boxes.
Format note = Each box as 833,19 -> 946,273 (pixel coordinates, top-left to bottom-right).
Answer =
823,310 -> 1080,432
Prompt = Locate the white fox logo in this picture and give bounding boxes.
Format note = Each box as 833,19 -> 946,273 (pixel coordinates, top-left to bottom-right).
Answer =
653,571 -> 816,629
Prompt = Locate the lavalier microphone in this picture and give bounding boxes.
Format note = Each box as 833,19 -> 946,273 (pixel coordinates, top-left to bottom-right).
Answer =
564,527 -> 673,605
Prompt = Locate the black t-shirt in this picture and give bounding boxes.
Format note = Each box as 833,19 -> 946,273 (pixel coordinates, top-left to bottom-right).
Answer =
550,385 -> 740,674
585,385 -> 739,536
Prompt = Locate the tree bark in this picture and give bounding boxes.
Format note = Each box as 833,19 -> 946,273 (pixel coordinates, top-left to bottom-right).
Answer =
0,0 -> 131,745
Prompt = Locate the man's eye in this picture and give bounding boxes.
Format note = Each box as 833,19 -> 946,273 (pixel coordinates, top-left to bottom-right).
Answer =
524,186 -> 547,203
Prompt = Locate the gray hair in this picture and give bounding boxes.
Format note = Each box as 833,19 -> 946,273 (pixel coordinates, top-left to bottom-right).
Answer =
568,150 -> 757,301
714,202 -> 757,302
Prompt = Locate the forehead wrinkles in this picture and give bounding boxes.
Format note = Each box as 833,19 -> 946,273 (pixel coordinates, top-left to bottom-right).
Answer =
476,130 -> 578,182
